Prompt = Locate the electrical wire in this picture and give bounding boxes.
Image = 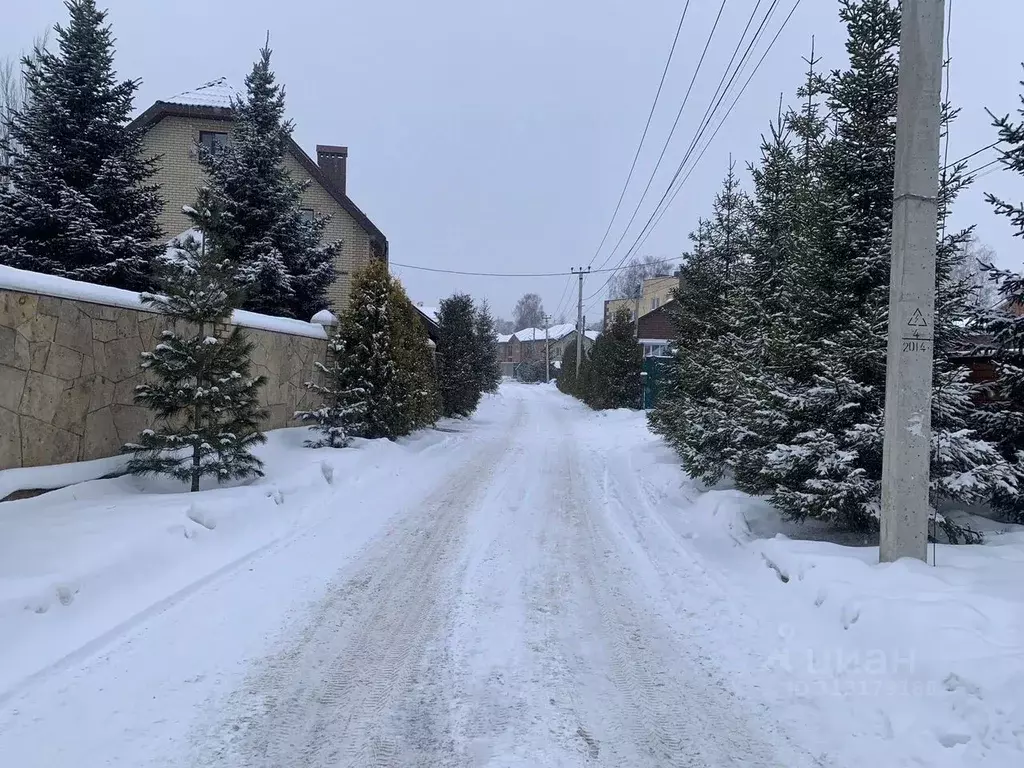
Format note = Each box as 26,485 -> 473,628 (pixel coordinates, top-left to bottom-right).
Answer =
388,256 -> 687,279
584,0 -> 801,309
586,1 -> 693,269
590,0 -> 732,273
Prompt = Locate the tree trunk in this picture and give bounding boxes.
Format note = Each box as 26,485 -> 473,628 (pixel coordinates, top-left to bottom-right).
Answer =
190,445 -> 201,492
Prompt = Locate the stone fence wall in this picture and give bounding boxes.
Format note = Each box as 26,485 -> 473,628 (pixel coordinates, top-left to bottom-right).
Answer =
0,270 -> 331,470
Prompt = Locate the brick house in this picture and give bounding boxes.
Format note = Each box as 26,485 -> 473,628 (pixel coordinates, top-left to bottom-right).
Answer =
636,300 -> 676,357
130,78 -> 388,314
604,275 -> 678,327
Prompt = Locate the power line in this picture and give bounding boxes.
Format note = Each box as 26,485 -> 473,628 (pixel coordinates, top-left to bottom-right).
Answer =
945,140 -> 1002,169
585,0 -> 801,308
590,0 -> 732,274
639,0 -> 806,253
389,257 -> 686,279
966,157 -> 1001,176
590,0 -> 792,303
586,1 -> 693,269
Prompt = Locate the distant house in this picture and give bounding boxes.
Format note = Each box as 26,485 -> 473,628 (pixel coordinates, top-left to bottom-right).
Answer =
604,274 -> 678,327
636,300 -> 676,358
498,325 -> 596,377
131,78 -> 388,314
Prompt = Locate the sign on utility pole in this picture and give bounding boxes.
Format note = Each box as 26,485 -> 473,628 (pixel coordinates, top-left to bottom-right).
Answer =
880,0 -> 946,564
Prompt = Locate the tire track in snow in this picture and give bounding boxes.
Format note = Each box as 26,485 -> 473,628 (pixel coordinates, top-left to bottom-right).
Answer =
548,398 -> 819,767
193,400 -> 526,768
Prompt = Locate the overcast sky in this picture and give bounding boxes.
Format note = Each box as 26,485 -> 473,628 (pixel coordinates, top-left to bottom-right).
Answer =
3,0 -> 1022,321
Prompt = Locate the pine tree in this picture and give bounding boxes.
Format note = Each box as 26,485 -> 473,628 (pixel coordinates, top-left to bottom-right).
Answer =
473,301 -> 502,394
192,40 -> 336,319
0,0 -> 162,291
125,216 -> 268,492
295,322 -> 366,448
584,308 -> 643,410
437,294 -> 482,417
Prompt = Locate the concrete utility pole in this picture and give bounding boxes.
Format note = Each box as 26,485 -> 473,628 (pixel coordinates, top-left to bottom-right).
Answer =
572,267 -> 591,377
542,313 -> 551,382
880,0 -> 946,564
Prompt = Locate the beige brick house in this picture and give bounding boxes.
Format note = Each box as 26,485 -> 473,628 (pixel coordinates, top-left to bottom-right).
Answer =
131,79 -> 387,314
603,274 -> 678,327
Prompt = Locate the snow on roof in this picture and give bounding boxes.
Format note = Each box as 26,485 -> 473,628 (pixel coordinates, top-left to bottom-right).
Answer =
512,327 -> 546,342
585,330 -> 599,341
496,333 -> 513,343
0,265 -> 327,340
163,78 -> 241,108
414,303 -> 439,323
544,323 -> 577,340
511,324 -> 594,342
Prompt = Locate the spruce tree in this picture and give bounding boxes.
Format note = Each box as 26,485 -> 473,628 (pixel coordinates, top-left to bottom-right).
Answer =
473,301 -> 502,394
437,294 -> 482,417
585,308 -> 643,410
192,41 -> 336,319
125,218 -> 268,492
648,166 -> 752,484
0,0 -> 162,291
969,74 -> 1024,522
295,319 -> 366,449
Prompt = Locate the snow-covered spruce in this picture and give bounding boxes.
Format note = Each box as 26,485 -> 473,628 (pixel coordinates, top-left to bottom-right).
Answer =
124,228 -> 267,492
969,77 -> 1024,522
0,0 -> 163,292
651,0 -> 1015,536
187,41 -> 335,320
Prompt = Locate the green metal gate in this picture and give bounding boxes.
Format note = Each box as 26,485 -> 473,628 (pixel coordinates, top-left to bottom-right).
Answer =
642,356 -> 671,410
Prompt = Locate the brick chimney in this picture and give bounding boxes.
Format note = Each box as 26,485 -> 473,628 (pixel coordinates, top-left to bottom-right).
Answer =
316,145 -> 348,194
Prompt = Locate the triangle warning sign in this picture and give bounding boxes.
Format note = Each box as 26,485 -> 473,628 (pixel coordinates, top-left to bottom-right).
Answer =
907,308 -> 928,328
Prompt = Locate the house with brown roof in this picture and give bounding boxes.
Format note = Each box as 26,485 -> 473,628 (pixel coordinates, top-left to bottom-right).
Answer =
131,78 -> 387,314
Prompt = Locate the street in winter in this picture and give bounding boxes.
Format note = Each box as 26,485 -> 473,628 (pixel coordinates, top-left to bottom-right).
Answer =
4,0 -> 1024,766
1,384 -> 1022,767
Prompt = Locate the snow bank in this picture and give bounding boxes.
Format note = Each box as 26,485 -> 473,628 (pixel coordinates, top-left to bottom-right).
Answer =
0,417 -> 468,698
0,454 -> 129,501
0,264 -> 327,339
571,401 -> 1024,767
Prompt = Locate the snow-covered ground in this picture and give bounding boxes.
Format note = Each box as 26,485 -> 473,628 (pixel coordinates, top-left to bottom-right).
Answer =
0,382 -> 1021,766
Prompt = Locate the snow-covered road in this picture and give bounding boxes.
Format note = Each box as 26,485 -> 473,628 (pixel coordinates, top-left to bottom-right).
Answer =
0,383 -> 824,766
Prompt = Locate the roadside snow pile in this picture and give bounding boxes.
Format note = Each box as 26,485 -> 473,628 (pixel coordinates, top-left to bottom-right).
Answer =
582,405 -> 1024,767
0,425 -> 456,698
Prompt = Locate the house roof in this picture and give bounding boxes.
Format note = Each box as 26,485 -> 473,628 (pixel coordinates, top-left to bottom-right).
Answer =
512,327 -> 546,342
414,303 -> 439,324
130,84 -> 388,253
165,78 -> 241,108
510,324 -> 596,343
496,333 -> 513,343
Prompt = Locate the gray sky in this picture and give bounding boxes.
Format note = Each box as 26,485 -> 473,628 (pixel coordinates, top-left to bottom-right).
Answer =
3,0 -> 1022,321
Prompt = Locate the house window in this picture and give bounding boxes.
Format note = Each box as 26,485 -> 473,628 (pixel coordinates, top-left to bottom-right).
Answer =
198,130 -> 229,156
300,208 -> 315,224
652,297 -> 661,310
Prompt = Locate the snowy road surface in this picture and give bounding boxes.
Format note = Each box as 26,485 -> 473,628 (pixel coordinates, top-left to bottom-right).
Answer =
11,383 -> 1012,766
